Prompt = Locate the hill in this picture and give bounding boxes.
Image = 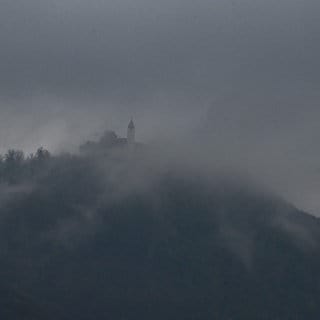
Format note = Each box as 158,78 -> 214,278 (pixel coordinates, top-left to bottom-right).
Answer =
0,284 -> 57,320
0,146 -> 319,319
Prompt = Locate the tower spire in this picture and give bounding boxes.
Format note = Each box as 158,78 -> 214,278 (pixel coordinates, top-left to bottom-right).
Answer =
127,117 -> 135,145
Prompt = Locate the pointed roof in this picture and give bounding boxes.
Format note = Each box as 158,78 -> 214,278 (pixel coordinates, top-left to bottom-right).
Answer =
128,118 -> 135,129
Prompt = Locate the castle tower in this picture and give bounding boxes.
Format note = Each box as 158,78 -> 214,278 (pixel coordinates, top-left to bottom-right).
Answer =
127,118 -> 135,145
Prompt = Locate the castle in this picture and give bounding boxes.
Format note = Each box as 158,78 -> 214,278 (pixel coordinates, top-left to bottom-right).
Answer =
79,118 -> 137,154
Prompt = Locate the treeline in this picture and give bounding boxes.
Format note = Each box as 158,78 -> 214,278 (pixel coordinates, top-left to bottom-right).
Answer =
0,147 -> 51,183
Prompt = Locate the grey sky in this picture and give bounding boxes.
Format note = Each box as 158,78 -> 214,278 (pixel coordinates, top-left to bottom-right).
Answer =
0,0 -> 320,213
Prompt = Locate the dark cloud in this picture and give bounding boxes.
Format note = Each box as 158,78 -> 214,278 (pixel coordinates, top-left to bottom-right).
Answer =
0,0 -> 320,213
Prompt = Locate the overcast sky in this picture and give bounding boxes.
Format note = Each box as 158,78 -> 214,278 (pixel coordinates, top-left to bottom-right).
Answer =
0,0 -> 320,213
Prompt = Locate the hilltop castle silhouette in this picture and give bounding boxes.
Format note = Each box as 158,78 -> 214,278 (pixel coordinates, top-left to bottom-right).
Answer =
79,119 -> 137,154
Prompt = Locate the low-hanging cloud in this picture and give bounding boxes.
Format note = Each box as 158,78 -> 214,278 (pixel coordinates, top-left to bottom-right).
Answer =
0,0 -> 320,213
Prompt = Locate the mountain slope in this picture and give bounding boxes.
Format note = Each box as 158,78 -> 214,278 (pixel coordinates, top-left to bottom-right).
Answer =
0,285 -> 57,320
0,152 -> 319,319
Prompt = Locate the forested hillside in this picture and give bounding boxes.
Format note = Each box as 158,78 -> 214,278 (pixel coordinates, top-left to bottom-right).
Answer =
0,144 -> 320,319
